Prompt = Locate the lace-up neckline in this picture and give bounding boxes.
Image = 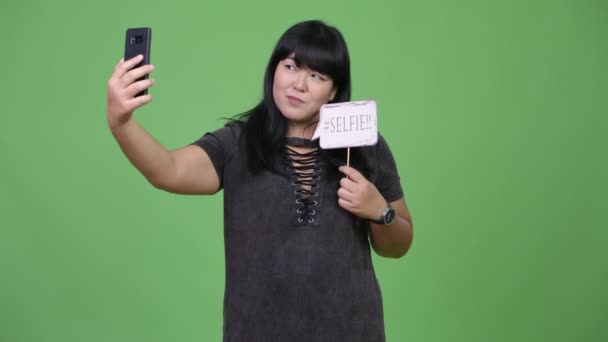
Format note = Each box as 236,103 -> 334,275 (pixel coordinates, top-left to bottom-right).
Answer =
284,137 -> 323,226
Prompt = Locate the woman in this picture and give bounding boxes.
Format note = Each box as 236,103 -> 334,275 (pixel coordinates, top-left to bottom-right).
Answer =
107,20 -> 413,342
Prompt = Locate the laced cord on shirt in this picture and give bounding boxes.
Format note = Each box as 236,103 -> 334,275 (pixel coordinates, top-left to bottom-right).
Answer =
285,146 -> 322,224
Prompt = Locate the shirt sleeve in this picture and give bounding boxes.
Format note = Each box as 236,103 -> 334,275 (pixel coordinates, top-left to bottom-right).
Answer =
190,122 -> 241,189
375,133 -> 404,203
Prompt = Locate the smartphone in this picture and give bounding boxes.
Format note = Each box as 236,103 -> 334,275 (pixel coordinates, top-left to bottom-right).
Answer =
124,27 -> 152,96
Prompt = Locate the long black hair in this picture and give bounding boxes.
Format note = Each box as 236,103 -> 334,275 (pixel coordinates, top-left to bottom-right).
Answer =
234,20 -> 353,174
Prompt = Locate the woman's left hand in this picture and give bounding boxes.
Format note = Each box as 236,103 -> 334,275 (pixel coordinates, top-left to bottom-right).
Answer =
337,166 -> 386,220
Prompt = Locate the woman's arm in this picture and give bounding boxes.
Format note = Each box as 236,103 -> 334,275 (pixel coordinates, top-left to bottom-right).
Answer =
337,166 -> 413,258
368,198 -> 413,258
107,55 -> 219,195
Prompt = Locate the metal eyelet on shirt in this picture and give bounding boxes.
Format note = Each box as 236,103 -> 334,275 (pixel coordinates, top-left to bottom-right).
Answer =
298,217 -> 304,223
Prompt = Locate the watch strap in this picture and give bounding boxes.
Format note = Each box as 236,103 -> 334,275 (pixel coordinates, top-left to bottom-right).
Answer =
370,202 -> 394,225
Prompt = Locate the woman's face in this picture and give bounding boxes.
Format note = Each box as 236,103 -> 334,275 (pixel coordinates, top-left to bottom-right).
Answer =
273,55 -> 337,132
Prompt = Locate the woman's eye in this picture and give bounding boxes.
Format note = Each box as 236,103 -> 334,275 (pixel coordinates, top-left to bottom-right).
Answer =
286,64 -> 296,70
311,73 -> 326,81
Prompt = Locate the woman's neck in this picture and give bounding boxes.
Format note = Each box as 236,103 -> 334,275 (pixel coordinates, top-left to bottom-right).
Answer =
286,120 -> 319,140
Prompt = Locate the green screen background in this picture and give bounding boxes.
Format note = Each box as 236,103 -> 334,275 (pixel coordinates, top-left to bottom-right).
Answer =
1,0 -> 606,341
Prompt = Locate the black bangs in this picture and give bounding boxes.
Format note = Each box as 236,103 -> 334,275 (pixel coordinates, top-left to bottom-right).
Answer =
278,36 -> 344,81
273,20 -> 350,91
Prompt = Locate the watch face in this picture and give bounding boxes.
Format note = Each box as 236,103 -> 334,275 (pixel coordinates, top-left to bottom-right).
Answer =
384,208 -> 396,224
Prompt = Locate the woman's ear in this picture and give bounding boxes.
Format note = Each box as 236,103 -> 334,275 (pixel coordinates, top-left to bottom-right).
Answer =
329,88 -> 337,102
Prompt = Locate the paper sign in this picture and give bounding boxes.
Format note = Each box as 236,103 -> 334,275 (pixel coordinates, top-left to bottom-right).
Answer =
312,100 -> 378,149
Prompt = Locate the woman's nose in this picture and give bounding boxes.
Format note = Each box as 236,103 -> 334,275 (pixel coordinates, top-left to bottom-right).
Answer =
292,72 -> 307,91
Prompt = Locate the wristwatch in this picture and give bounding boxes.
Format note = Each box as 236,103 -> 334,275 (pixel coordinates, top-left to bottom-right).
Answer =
371,202 -> 396,225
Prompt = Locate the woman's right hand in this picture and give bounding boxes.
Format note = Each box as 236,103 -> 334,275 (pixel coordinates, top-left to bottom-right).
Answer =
107,54 -> 155,130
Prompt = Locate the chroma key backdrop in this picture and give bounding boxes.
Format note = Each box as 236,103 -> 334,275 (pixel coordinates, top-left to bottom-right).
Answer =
1,0 -> 606,341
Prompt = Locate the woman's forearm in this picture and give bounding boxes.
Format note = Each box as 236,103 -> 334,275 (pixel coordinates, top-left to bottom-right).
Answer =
109,118 -> 176,187
369,210 -> 413,258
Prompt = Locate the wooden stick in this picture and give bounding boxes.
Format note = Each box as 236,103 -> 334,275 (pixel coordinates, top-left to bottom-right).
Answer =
347,147 -> 351,167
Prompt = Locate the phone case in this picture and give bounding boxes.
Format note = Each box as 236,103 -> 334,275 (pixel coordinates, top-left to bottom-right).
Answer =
124,27 -> 152,96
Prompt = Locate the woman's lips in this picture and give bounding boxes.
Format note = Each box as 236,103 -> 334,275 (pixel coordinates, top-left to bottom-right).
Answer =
287,96 -> 304,104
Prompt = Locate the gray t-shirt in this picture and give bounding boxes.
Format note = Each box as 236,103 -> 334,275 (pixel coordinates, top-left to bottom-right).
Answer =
193,122 -> 403,342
